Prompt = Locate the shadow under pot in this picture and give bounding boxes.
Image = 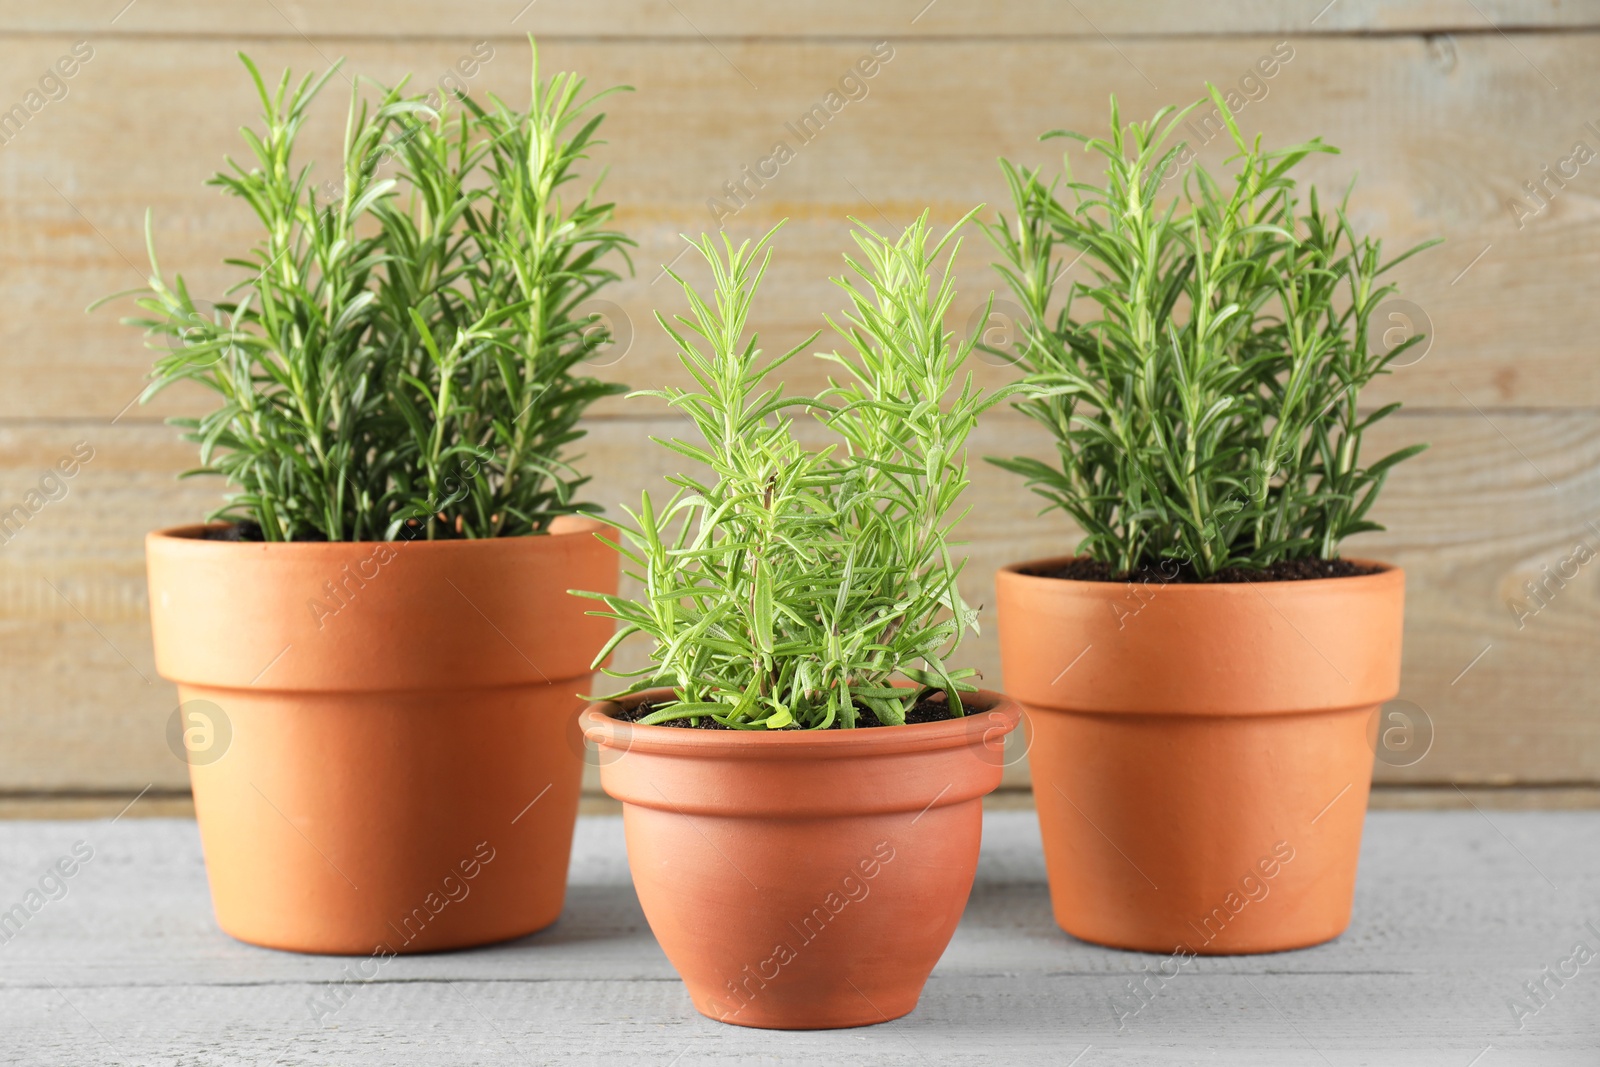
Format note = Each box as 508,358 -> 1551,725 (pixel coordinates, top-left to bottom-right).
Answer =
996,558 -> 1404,955
145,516 -> 617,955
581,690 -> 1020,1030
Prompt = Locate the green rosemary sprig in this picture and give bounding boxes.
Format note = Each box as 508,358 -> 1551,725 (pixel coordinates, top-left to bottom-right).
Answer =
98,39 -> 631,541
985,87 -> 1436,577
579,212 -> 1017,729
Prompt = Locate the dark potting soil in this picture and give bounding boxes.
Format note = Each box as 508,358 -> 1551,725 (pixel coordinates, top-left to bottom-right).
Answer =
201,522 -> 268,542
199,522 -> 329,542
618,691 -> 968,730
197,520 -> 487,542
1024,556 -> 1383,585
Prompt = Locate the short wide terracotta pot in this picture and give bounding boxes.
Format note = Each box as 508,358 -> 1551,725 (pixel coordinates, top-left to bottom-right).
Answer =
582,690 -> 1020,1030
146,516 -> 617,955
997,558 -> 1404,955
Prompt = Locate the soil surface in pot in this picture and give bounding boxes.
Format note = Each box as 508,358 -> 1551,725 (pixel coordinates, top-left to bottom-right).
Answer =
199,521 -> 331,542
196,520 -> 560,543
619,691 -> 971,730
1024,557 -> 1382,584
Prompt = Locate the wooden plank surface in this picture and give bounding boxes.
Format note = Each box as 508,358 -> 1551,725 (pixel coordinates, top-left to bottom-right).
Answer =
0,811 -> 1595,1063
0,4 -> 1595,802
6,31 -> 1594,415
8,784 -> 1600,821
0,1 -> 1595,39
2,407 -> 1599,793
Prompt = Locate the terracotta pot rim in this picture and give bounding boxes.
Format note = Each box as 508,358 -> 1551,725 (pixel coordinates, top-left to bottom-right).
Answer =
999,554 -> 1401,591
996,551 -> 1404,715
583,686 -> 1020,759
146,515 -> 618,691
148,515 -> 611,552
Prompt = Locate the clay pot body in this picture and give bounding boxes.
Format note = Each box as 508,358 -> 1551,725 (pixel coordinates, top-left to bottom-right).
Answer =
582,690 -> 1020,1029
146,516 -> 616,954
996,559 -> 1403,955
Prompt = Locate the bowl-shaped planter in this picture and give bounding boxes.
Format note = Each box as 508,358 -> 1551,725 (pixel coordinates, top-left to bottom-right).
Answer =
582,689 -> 1020,1029
997,558 -> 1403,954
147,516 -> 616,954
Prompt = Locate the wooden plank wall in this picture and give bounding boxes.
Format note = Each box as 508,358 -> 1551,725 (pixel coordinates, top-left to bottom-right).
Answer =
0,1 -> 1596,812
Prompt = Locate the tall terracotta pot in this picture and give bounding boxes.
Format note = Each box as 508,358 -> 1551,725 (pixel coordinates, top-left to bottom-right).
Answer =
146,516 -> 616,955
581,690 -> 1020,1029
997,558 -> 1403,955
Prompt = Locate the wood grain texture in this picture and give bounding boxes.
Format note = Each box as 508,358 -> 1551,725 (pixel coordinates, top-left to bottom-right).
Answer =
1,32 -> 1594,416
0,811 -> 1595,1062
0,6 -> 1594,801
0,0 -> 1594,38
4,784 -> 1595,820
1,409 -> 1597,792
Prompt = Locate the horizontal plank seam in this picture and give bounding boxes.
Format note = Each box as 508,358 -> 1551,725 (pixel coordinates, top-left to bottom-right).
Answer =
0,24 -> 1587,41
0,969 -> 1433,992
0,27 -> 1593,44
1370,781 -> 1600,792
0,788 -> 191,801
0,977 -> 689,990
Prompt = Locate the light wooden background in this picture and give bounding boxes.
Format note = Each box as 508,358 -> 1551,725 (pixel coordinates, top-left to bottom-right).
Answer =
1,1 -> 1596,813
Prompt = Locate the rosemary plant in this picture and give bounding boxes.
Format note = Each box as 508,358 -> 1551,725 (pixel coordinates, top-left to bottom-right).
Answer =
580,213 -> 1012,729
99,41 -> 630,541
985,88 -> 1435,578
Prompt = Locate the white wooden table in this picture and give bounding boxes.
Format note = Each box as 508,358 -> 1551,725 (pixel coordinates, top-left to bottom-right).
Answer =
2,811 -> 1595,1065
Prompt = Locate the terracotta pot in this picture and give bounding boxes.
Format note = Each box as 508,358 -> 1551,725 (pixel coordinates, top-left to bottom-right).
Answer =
146,516 -> 616,955
996,558 -> 1403,955
582,690 -> 1020,1029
